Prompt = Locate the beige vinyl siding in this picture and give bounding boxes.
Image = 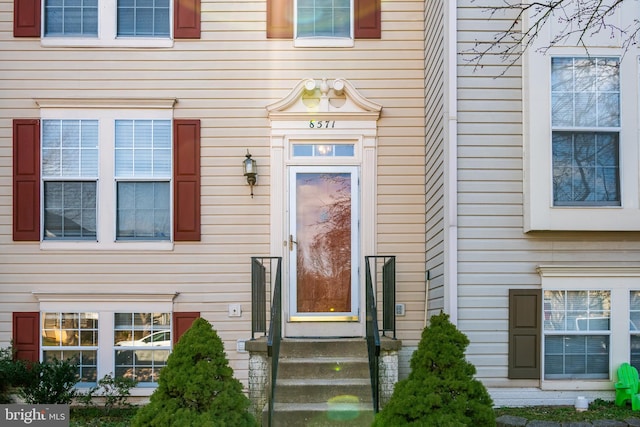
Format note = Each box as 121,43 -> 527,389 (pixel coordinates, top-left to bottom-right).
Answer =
0,0 -> 427,387
457,0 -> 640,389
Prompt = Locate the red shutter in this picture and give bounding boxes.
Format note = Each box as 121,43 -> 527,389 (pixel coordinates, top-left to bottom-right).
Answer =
14,0 -> 41,37
13,119 -> 40,242
173,312 -> 200,344
13,312 -> 40,363
354,0 -> 381,39
267,0 -> 293,39
174,0 -> 200,39
173,120 -> 201,241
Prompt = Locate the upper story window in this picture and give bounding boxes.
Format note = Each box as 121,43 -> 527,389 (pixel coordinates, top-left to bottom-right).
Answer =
297,0 -> 351,40
14,0 -> 200,44
266,0 -> 380,43
551,57 -> 621,206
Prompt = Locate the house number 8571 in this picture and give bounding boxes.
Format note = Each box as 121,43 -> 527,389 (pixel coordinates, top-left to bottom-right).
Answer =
309,120 -> 335,128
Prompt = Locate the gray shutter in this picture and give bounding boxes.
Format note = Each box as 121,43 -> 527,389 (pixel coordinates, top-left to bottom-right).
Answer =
508,289 -> 541,379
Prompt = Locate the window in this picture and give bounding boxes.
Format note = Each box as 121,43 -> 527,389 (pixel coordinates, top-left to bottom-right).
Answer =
266,0 -> 380,41
524,51 -> 639,231
631,292 -> 640,371
293,143 -> 355,157
12,99 -> 200,245
114,312 -> 171,383
14,0 -> 200,44
115,120 -> 171,240
543,290 -> 610,379
42,120 -> 98,240
297,0 -> 351,39
551,57 -> 620,206
41,312 -> 99,384
44,0 -> 98,37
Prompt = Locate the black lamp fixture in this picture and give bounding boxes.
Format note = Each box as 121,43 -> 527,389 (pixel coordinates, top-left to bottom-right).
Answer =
243,150 -> 257,198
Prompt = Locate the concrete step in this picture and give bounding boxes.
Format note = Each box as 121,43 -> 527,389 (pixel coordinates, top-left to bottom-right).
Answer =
265,401 -> 375,427
274,378 -> 373,404
277,357 -> 370,380
279,338 -> 367,358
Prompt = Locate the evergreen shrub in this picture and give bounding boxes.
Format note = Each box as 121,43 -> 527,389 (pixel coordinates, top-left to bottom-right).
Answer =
374,312 -> 495,426
131,317 -> 257,427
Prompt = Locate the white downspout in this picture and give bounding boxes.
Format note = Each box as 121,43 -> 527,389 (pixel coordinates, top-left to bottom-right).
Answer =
443,0 -> 458,324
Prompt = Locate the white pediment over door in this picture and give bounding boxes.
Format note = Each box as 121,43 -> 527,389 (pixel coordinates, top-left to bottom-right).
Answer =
267,78 -> 382,121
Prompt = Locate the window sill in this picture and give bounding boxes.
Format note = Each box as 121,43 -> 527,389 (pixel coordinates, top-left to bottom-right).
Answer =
41,37 -> 174,49
40,241 -> 174,251
294,37 -> 354,48
524,205 -> 640,232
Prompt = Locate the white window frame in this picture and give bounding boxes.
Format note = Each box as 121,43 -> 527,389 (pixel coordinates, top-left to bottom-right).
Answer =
41,0 -> 174,48
538,265 -> 640,391
36,98 -> 176,251
523,2 -> 640,231
293,0 -> 354,48
34,291 -> 177,396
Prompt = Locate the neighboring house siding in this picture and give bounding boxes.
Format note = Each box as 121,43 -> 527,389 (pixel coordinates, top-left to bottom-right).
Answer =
0,0 -> 427,388
424,0 -> 445,321
457,0 -> 640,400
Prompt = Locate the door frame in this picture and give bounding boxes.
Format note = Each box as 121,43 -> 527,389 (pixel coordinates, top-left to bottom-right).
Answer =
266,78 -> 382,338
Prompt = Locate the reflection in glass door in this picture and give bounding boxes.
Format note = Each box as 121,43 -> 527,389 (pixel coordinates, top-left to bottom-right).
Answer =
289,166 -> 359,320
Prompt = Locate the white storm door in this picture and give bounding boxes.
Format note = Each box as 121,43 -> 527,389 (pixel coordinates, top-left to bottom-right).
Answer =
288,166 -> 360,324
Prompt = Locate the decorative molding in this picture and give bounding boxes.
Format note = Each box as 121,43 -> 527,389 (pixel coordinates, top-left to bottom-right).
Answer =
33,291 -> 179,302
267,78 -> 382,121
537,265 -> 640,277
35,98 -> 177,109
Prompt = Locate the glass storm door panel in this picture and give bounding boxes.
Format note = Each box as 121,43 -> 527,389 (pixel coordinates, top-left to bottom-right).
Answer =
289,166 -> 359,321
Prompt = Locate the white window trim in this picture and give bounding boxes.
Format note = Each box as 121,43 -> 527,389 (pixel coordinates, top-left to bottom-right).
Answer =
538,265 -> 640,391
523,2 -> 640,231
293,0 -> 354,48
36,98 -> 176,251
40,0 -> 174,48
34,291 -> 177,395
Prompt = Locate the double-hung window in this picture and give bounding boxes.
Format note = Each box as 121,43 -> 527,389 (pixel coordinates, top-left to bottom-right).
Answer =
551,57 -> 621,206
296,0 -> 352,42
42,312 -> 99,384
543,290 -> 610,379
115,120 -> 171,240
42,120 -> 99,240
13,102 -> 200,245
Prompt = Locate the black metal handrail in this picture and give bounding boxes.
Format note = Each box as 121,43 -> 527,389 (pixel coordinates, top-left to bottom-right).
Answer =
365,255 -> 397,413
250,257 -> 282,427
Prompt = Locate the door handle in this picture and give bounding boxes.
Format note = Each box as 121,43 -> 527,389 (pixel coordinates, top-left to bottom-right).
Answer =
289,235 -> 297,251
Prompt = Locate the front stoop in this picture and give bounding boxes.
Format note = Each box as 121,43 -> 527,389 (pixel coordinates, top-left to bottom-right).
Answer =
264,338 -> 375,427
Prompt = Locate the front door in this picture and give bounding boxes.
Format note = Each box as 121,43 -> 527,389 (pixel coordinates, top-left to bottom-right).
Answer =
285,166 -> 361,337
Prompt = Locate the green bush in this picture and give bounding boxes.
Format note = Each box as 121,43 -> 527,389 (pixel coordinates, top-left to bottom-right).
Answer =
131,318 -> 257,427
374,312 -> 495,427
77,373 -> 138,414
0,345 -> 30,403
19,358 -> 79,404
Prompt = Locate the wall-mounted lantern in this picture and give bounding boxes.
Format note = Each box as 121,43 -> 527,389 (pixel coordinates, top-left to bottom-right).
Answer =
243,150 -> 257,198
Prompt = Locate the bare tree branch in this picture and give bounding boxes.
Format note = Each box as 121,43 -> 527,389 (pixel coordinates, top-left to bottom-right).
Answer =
466,0 -> 638,73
